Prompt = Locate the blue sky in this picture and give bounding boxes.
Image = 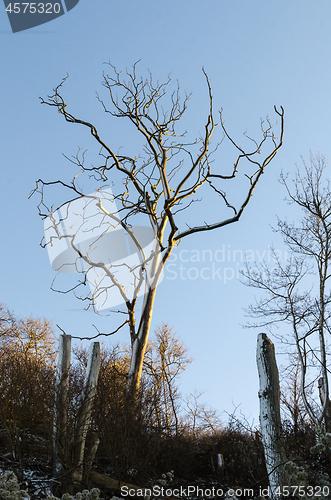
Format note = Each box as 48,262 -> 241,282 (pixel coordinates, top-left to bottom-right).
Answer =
1,0 -> 331,424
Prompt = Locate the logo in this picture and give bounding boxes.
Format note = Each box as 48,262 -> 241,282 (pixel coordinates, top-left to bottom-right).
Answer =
3,0 -> 79,33
44,188 -> 163,310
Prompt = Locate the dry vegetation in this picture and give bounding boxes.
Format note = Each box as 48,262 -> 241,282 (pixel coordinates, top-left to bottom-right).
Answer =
0,304 -> 330,499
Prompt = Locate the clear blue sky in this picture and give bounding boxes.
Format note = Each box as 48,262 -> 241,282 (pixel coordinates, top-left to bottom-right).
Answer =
1,0 -> 331,424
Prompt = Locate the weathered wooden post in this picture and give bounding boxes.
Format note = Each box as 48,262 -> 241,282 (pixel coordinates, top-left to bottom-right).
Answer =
72,342 -> 101,485
53,334 -> 71,474
257,333 -> 286,499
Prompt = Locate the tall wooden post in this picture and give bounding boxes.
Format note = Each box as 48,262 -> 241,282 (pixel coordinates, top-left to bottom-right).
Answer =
257,333 -> 286,499
53,334 -> 71,474
73,342 -> 101,485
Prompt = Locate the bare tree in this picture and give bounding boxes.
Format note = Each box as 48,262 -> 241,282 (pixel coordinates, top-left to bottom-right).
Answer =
0,303 -> 15,341
32,62 -> 284,393
184,389 -> 222,438
244,153 -> 331,432
0,306 -> 55,478
143,323 -> 192,436
0,303 -> 55,365
280,354 -> 312,431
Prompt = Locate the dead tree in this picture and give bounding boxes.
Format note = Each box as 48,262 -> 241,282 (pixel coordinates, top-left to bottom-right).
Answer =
257,333 -> 286,498
32,63 -> 284,393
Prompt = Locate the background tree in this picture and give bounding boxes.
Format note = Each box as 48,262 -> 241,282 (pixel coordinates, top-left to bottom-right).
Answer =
0,304 -> 55,479
184,390 -> 222,438
0,303 -> 15,340
280,354 -> 313,432
0,302 -> 55,365
33,62 -> 284,393
74,324 -> 194,483
143,323 -> 192,436
244,153 -> 331,432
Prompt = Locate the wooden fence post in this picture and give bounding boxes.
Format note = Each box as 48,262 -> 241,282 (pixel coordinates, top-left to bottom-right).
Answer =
53,334 -> 71,474
257,333 -> 286,499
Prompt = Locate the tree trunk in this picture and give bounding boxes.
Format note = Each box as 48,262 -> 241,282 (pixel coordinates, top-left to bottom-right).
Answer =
53,334 -> 71,474
257,333 -> 286,498
126,286 -> 157,393
73,342 -> 101,485
318,377 -> 331,433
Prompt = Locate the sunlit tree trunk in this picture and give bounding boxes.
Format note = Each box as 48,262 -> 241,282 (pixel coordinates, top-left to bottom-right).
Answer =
126,286 -> 157,394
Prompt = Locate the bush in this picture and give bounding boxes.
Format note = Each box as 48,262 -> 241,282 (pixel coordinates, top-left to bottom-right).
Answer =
0,471 -> 29,499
